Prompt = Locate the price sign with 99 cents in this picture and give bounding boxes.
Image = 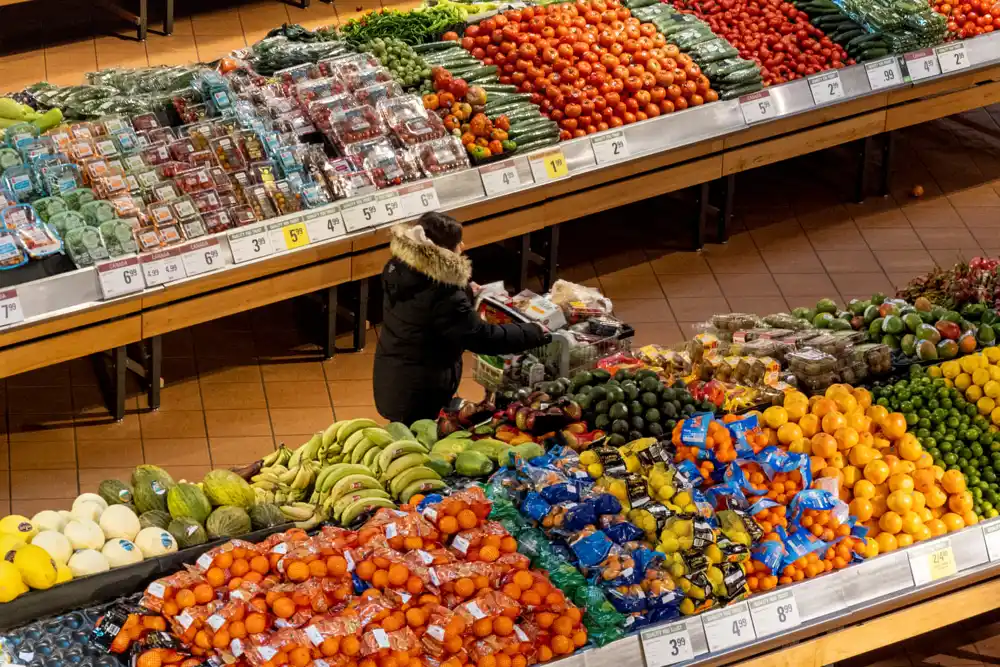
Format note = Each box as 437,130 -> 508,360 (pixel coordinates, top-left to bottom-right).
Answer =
592,130 -> 630,165
866,56 -> 903,90
749,590 -> 800,638
229,225 -> 272,264
341,195 -> 379,232
140,247 -> 186,286
0,288 -> 24,328
303,209 -> 346,244
181,238 -> 223,277
376,190 -> 403,225
905,49 -> 941,82
398,181 -> 440,218
740,90 -> 778,124
640,622 -> 696,667
480,160 -> 525,197
530,149 -> 569,181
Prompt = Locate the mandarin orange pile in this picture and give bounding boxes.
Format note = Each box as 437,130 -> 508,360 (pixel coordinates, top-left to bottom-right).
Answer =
127,489 -> 585,667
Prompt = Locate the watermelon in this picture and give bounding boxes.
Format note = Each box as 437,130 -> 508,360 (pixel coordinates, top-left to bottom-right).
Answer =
167,483 -> 212,523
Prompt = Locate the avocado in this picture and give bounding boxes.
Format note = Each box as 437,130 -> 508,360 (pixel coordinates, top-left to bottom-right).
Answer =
942,310 -> 963,323
640,376 -> 662,393
570,370 -> 593,390
863,305 -> 880,324
594,414 -> 611,430
606,386 -> 625,403
641,392 -> 659,408
813,312 -> 835,328
801,308 -> 817,323
630,416 -> 645,432
648,422 -> 664,438
868,317 -> 884,340
611,419 -> 630,435
937,339 -> 959,359
901,333 -> 917,356
916,339 -> 938,361
635,369 -> 658,381
662,402 -> 678,418
645,408 -> 661,423
622,383 -> 639,401
608,403 -> 629,420
883,315 -> 904,335
830,318 -> 852,331
903,313 -> 922,333
882,334 -> 900,350
614,369 -> 633,382
916,323 -> 941,344
979,323 -> 996,345
607,434 -> 626,447
629,400 -> 644,416
792,306 -> 810,318
595,400 -> 610,415
848,299 -> 870,315
871,292 -> 886,305
577,394 -> 594,410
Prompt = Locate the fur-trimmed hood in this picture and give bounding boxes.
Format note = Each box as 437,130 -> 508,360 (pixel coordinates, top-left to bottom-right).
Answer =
389,223 -> 472,288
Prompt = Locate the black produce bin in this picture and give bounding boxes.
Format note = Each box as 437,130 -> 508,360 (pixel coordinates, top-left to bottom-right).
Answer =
0,524 -> 291,632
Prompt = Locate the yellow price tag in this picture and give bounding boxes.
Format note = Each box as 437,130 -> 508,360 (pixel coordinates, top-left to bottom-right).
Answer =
283,222 -> 310,250
928,546 -> 957,581
543,150 -> 568,179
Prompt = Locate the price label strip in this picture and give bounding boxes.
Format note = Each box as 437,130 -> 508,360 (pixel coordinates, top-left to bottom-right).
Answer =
984,521 -> 1000,562
341,195 -> 380,233
909,539 -> 958,586
749,590 -> 800,638
905,48 -> 941,82
140,247 -> 186,286
591,130 -> 630,165
936,42 -> 970,74
398,181 -> 441,218
480,159 -> 526,197
181,238 -> 223,277
376,190 -> 404,226
700,601 -> 756,653
640,622 -> 698,667
529,149 -> 569,181
283,220 -> 310,249
866,56 -> 904,90
0,288 -> 24,328
303,208 -> 346,244
740,90 -> 778,124
229,225 -> 273,264
97,256 -> 144,300
808,71 -> 846,105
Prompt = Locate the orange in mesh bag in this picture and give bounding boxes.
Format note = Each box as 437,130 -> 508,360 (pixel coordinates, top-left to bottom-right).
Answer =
359,508 -> 440,548
243,626 -> 312,667
433,561 -> 503,600
360,625 -> 419,657
357,550 -> 428,597
193,539 -> 264,573
141,569 -> 206,614
422,488 -> 491,536
449,521 -> 513,562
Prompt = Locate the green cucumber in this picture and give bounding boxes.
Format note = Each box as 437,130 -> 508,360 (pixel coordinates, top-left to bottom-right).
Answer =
858,47 -> 889,60
413,42 -> 460,53
480,84 -> 518,93
467,66 -> 500,81
719,67 -> 762,84
511,125 -> 561,143
510,121 -> 558,138
833,28 -> 865,42
514,137 -> 561,153
719,81 -> 764,99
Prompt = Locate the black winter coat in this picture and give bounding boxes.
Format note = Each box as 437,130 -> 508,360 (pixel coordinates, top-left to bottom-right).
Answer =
373,226 -> 548,424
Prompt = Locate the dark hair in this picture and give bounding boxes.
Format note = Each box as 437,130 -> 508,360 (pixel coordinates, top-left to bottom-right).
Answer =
416,211 -> 463,250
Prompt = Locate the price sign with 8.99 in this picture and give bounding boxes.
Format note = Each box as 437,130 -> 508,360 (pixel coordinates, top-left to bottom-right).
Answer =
641,622 -> 697,667
749,590 -> 800,638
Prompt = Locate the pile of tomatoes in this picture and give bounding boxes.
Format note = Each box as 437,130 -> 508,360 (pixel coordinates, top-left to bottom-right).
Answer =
459,0 -> 717,139
671,0 -> 853,85
931,0 -> 1000,38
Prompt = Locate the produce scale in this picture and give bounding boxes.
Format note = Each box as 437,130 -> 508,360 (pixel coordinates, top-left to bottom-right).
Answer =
2,0 -> 1000,664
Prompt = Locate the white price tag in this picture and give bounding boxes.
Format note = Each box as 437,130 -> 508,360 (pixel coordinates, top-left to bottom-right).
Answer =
399,181 -> 440,217
640,622 -> 696,666
480,159 -> 525,197
306,625 -> 324,646
866,57 -> 903,90
372,629 -> 391,649
97,256 -> 144,299
304,209 -> 346,244
809,71 -> 845,105
740,90 -> 778,124
701,601 -> 756,652
591,130 -> 630,165
140,248 -> 186,286
229,225 -> 272,264
0,288 -> 24,328
749,590 -> 800,638
937,41 -> 971,73
341,195 -> 380,232
376,190 -> 404,225
909,538 -> 958,585
905,48 -> 941,81
983,521 -> 1000,561
181,238 -> 223,276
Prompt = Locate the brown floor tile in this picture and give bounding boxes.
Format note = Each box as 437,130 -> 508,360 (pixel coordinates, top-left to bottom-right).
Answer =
205,409 -> 272,438
332,406 -> 388,424
138,380 -> 203,411
71,385 -> 139,417
11,498 -> 75,515
631,322 -> 685,347
928,247 -> 985,266
730,296 -> 790,315
139,410 -> 209,439
852,208 -> 912,229
210,437 -> 276,466
200,382 -> 267,410
267,407 -> 334,435
265,381 -> 332,408
656,273 -> 722,298
328,380 -> 375,407
806,222 -> 868,250
828,272 -> 894,299
955,206 -> 1000,227
774,273 -> 838,298
969,227 -> 1000,247
903,203 -> 965,228
860,227 -> 927,250
0,441 -> 8,470
647,251 -> 711,275
761,247 -> 826,274
10,440 -> 75,470
713,273 -> 780,297
749,221 -> 809,250
77,440 -> 144,469
8,364 -> 71,387
873,249 -> 936,273
8,413 -> 75,443
705,250 -> 769,274
161,465 -> 214,482
915,227 -> 980,249
79,468 -> 135,493
948,184 -> 1000,207
142,438 -> 212,467
75,413 -> 142,440
324,353 -> 375,381
7,385 -> 73,414
818,249 -> 880,273
12,469 -> 78,499
610,299 -> 675,323
599,273 -> 666,300
198,358 -> 262,383
593,250 -> 655,277
666,297 -> 731,322
259,360 -> 327,382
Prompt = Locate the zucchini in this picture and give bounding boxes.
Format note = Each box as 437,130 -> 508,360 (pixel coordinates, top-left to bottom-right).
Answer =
719,81 -> 764,99
465,65 -> 499,81
413,42 -> 460,53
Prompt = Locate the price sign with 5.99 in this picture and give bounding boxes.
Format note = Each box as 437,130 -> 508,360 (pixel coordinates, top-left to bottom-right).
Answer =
905,48 -> 941,82
640,622 -> 697,667
740,90 -> 778,124
341,195 -> 379,233
529,149 -> 569,181
181,238 -> 223,277
809,71 -> 846,105
229,225 -> 272,264
376,191 -> 404,225
480,160 -> 525,197
140,247 -> 186,286
97,256 -> 144,299
936,42 -> 971,74
283,221 -> 310,250
303,209 -> 346,244
398,181 -> 441,218
866,56 -> 903,90
0,288 -> 24,328
748,590 -> 800,638
591,130 -> 630,165
700,601 -> 756,653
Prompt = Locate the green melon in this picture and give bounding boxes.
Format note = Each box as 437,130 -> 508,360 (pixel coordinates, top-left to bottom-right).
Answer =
167,483 -> 212,523
139,510 -> 172,530
202,470 -> 255,508
98,479 -> 133,506
131,465 -> 175,514
168,517 -> 208,548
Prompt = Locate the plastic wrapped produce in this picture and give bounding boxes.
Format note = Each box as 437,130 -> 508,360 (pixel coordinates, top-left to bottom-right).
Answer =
99,218 -> 139,256
327,105 -> 386,147
416,136 -> 471,177
354,80 -> 404,107
346,138 -> 422,188
65,225 -> 110,266
1,204 -> 61,259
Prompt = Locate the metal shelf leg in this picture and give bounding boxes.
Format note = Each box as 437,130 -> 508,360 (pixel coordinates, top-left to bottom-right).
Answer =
542,225 -> 559,292
354,279 -> 368,352
880,130 -> 894,197
323,285 -> 338,360
147,335 -> 161,411
719,174 -> 735,243
694,182 -> 708,250
855,137 -> 871,203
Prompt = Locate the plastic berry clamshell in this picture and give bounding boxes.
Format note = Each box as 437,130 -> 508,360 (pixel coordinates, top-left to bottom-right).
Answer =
245,184 -> 279,220
1,205 -> 61,259
188,149 -> 217,168
353,81 -> 403,108
94,170 -> 130,199
175,166 -> 215,194
142,143 -> 172,166
3,165 -> 37,203
131,113 -> 161,132
210,136 -> 247,172
268,180 -> 302,216
150,180 -> 183,203
228,204 -> 257,227
147,201 -> 177,227
416,136 -> 471,177
41,163 -> 82,196
93,136 -> 120,158
327,106 -> 385,148
237,130 -> 268,163
275,63 -> 319,87
346,138 -> 420,188
294,77 -> 346,106
182,121 -> 218,150
168,138 -> 199,163
191,189 -> 224,214
332,54 -> 382,81
307,94 -> 361,131
391,115 -> 447,146
203,209 -> 234,234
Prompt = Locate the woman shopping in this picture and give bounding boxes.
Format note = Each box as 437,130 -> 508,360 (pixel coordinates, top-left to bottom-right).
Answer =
374,212 -> 551,424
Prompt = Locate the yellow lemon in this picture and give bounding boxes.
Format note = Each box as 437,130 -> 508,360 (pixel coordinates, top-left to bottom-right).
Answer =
985,346 -> 1000,364
941,360 -> 961,379
986,381 -> 1000,399
991,366 -> 1000,382
961,354 -> 982,373
967,385 -> 984,403
928,365 -> 943,379
763,406 -> 789,429
955,373 -> 973,391
992,406 -> 1000,426
979,397 -> 996,416
974,368 -> 992,387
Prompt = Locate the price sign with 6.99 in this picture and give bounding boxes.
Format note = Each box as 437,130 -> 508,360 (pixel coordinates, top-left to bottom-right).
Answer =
740,90 -> 778,124
700,601 -> 756,652
0,288 -> 24,328
229,225 -> 272,264
866,56 -> 903,90
97,256 -> 144,300
181,238 -> 223,277
640,622 -> 697,667
398,181 -> 440,218
936,42 -> 971,74
905,48 -> 941,82
341,195 -> 379,232
480,160 -> 525,197
749,590 -> 800,638
591,130 -> 630,165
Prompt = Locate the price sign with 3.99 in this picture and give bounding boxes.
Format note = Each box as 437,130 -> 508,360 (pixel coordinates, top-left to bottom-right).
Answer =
341,195 -> 380,233
640,622 -> 697,667
740,90 -> 778,124
0,288 -> 24,328
866,56 -> 903,90
229,225 -> 272,264
480,159 -> 525,197
97,256 -> 144,299
749,590 -> 800,638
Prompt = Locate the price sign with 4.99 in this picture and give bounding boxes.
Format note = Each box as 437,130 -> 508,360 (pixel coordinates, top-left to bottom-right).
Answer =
140,247 -> 186,286
591,130 -> 630,165
303,209 -> 346,244
866,56 -> 904,90
480,159 -> 525,197
341,195 -> 379,233
0,288 -> 24,328
97,256 -> 144,300
181,238 -> 223,277
700,601 -> 756,652
640,622 -> 697,667
229,225 -> 272,264
740,90 -> 778,124
748,590 -> 800,638
905,48 -> 941,82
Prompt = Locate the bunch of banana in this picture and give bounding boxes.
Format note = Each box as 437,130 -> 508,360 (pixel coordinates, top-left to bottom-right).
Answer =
311,463 -> 395,526
379,441 -> 447,504
251,459 -> 320,504
279,502 -> 326,530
